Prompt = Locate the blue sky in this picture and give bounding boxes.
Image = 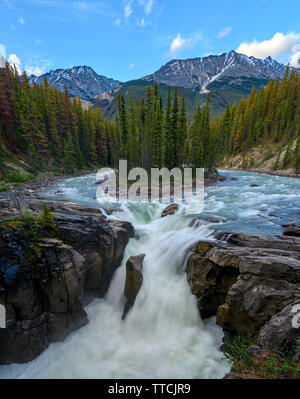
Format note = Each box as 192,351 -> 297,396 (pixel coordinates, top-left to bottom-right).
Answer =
0,0 -> 300,81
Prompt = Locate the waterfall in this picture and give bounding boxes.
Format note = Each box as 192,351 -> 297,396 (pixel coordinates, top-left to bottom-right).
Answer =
3,169 -> 299,378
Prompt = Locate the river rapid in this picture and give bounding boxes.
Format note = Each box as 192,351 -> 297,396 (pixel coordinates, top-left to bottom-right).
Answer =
1,169 -> 300,379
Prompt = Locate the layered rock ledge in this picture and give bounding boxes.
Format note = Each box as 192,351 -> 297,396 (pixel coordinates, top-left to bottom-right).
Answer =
187,232 -> 300,358
0,198 -> 134,364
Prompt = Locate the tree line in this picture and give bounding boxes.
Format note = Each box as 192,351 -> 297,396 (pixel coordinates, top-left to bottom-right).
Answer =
212,66 -> 300,172
0,59 -> 216,177
1,58 -> 299,179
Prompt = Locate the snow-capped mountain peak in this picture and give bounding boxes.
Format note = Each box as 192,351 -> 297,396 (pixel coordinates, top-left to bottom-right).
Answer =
29,66 -> 121,101
142,51 -> 287,92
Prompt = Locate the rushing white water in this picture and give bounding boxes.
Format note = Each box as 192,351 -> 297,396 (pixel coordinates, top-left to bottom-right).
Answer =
1,169 -> 300,379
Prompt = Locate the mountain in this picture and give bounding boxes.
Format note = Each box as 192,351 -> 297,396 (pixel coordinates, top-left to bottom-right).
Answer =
29,65 -> 121,101
95,51 -> 289,118
29,52 -> 291,117
142,50 -> 286,92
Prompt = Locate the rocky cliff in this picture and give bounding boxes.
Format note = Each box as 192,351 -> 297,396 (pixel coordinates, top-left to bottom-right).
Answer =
187,231 -> 300,376
0,198 -> 133,364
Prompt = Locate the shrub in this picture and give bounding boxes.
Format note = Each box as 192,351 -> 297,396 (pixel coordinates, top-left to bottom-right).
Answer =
6,170 -> 34,184
38,204 -> 58,238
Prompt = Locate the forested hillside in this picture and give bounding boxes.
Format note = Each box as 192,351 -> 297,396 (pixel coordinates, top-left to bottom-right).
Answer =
214,66 -> 300,173
1,56 -> 299,184
0,60 -> 216,183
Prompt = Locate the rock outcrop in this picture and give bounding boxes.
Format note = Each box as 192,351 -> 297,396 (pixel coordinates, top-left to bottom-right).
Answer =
189,214 -> 227,228
283,225 -> 300,237
122,254 -> 145,320
0,198 -> 133,364
187,232 -> 300,355
161,203 -> 179,218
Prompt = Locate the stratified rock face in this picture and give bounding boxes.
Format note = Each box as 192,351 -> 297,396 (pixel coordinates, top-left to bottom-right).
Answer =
122,254 -> 145,320
187,241 -> 239,319
29,66 -> 121,101
0,199 -> 133,364
187,233 -> 300,354
143,51 -> 286,91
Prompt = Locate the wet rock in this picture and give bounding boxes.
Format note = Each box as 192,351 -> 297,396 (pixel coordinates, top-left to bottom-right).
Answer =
231,177 -> 238,181
161,203 -> 179,218
0,198 -> 133,364
283,226 -> 300,237
205,173 -> 226,186
250,184 -> 260,187
189,214 -> 227,228
282,223 -> 295,228
122,254 -> 145,320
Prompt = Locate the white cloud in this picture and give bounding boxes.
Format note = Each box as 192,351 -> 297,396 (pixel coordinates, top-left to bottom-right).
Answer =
25,65 -> 45,76
237,32 -> 300,59
114,17 -> 121,26
218,27 -> 232,39
123,0 -> 133,20
127,62 -> 135,70
137,18 -> 146,27
73,1 -> 86,11
138,0 -> 154,15
18,16 -> 25,25
8,54 -> 21,74
165,33 -> 201,57
290,51 -> 300,68
0,44 -> 6,59
292,44 -> 300,53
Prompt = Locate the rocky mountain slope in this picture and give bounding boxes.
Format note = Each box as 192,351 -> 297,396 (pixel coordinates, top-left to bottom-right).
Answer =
143,51 -> 287,92
29,65 -> 121,101
96,51 -> 290,117
29,52 -> 293,117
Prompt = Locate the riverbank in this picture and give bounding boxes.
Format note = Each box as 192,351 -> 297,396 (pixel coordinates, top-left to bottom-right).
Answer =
0,170 -> 226,202
218,137 -> 300,180
221,167 -> 300,179
0,169 -> 98,200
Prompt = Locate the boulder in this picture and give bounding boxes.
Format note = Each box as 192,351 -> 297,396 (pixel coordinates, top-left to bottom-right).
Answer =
258,302 -> 300,353
122,254 -> 145,320
250,184 -> 260,187
161,203 -> 179,218
283,226 -> 300,237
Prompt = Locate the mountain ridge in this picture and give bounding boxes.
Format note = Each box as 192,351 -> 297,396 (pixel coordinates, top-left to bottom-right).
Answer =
29,51 -> 297,117
142,50 -> 287,92
29,65 -> 121,101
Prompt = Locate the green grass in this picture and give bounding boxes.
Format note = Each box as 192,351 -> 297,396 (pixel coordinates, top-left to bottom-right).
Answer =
224,335 -> 300,379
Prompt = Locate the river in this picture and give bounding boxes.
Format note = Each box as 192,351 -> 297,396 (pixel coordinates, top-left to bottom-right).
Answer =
1,170 -> 300,379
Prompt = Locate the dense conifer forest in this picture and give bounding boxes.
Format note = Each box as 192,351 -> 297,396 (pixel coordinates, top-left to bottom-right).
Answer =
213,66 -> 300,172
0,58 -> 299,181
